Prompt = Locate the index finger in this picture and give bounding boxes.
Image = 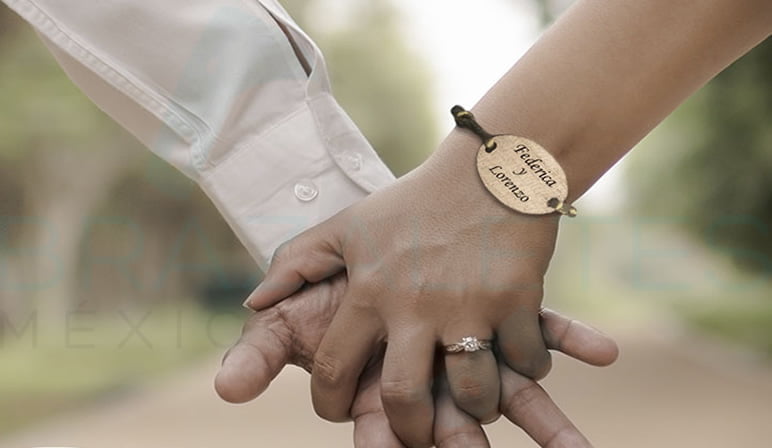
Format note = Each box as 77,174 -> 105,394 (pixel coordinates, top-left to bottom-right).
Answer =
352,361 -> 406,448
499,365 -> 593,448
539,307 -> 619,367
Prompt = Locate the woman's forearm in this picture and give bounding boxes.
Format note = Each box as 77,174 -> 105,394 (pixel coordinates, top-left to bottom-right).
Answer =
429,0 -> 771,203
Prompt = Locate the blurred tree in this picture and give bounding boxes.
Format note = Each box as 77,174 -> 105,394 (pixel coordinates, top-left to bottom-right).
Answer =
282,0 -> 437,175
0,3 -> 20,43
628,39 -> 772,273
0,21 -> 142,324
530,0 -> 569,25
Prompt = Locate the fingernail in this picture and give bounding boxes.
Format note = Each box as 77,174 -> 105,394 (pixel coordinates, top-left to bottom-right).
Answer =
242,282 -> 265,309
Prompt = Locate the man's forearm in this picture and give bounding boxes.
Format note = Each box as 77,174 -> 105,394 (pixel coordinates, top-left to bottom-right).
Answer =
2,0 -> 397,268
429,0 -> 771,203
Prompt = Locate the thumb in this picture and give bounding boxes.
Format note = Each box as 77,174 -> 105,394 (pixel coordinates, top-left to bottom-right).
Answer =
214,309 -> 292,403
244,221 -> 345,310
539,308 -> 620,367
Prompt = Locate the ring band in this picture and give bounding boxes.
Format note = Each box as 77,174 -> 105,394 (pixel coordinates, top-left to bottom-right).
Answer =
444,336 -> 493,354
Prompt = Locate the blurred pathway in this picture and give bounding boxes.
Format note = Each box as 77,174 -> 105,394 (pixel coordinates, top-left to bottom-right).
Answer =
2,330 -> 772,447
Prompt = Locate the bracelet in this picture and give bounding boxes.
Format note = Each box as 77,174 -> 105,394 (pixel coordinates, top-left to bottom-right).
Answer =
452,106 -> 577,217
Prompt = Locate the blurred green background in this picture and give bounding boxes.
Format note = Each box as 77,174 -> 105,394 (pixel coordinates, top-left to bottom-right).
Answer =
0,0 -> 770,443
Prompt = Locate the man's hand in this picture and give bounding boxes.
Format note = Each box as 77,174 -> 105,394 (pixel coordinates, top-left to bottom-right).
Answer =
216,273 -> 618,447
243,155 -> 566,445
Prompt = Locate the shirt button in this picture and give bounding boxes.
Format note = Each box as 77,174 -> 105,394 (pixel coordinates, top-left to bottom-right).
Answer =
294,179 -> 319,202
340,151 -> 363,171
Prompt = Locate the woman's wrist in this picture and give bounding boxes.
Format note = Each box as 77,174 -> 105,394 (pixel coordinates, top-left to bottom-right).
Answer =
420,114 -> 576,224
417,128 -> 561,244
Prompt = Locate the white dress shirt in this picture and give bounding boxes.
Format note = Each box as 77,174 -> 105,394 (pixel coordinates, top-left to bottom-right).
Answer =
2,0 -> 396,269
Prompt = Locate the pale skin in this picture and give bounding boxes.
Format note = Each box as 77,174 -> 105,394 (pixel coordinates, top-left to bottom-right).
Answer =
216,273 -> 619,447
244,0 -> 771,446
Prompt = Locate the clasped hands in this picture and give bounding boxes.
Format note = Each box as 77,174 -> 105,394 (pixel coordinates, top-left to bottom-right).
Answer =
215,134 -> 618,447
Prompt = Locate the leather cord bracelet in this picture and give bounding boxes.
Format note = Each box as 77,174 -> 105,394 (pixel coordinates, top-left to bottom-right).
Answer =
452,106 -> 577,217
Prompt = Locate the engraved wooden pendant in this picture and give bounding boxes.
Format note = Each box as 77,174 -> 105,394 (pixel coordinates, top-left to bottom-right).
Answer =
452,106 -> 577,217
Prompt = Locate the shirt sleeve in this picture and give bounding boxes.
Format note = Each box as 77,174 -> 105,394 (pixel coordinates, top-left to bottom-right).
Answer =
1,0 -> 396,269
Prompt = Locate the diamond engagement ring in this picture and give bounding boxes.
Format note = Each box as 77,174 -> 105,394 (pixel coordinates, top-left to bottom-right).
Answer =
443,336 -> 493,354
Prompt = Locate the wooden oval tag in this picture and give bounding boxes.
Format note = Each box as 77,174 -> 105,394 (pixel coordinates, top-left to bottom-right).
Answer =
452,105 -> 576,216
476,135 -> 570,215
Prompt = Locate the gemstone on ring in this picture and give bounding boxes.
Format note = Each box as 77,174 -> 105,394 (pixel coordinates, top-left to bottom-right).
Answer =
444,336 -> 493,354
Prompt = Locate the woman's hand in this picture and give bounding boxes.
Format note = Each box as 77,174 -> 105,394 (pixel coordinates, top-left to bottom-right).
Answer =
244,130 -> 565,446
219,273 -> 618,447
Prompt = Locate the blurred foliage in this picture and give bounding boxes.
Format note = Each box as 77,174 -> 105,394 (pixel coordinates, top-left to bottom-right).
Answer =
282,0 -> 437,175
529,0 -> 566,25
674,294 -> 772,357
0,305 -> 243,433
628,39 -> 772,274
0,26 -> 121,160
